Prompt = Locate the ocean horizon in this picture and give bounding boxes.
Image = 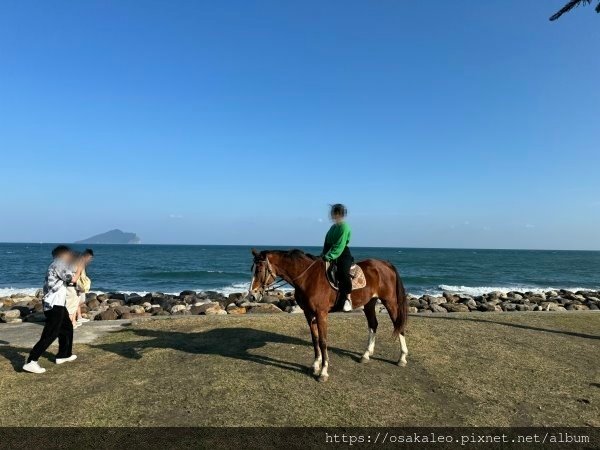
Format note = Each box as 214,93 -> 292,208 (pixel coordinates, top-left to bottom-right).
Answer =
1,243 -> 598,298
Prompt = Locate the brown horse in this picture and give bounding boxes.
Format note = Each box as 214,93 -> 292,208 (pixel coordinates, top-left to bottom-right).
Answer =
250,249 -> 408,382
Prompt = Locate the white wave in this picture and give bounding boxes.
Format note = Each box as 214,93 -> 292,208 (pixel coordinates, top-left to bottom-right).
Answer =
438,284 -> 598,297
0,287 -> 41,297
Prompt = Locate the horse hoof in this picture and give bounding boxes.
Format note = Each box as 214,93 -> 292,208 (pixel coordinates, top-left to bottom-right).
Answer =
360,356 -> 370,364
312,369 -> 321,376
318,374 -> 329,382
397,360 -> 408,367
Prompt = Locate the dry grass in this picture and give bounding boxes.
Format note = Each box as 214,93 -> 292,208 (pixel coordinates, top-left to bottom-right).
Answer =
1,312 -> 599,427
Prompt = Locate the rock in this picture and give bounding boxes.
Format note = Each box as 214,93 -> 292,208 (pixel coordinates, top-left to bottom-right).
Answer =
408,306 -> 418,314
418,308 -> 433,314
86,292 -> 97,301
516,304 -> 531,311
170,304 -> 187,314
503,303 -> 518,312
35,288 -> 44,299
429,296 -> 446,306
442,303 -> 469,313
10,306 -> 31,318
507,292 -> 523,300
3,318 -> 22,324
130,305 -> 146,314
180,290 -> 197,297
190,302 -> 222,315
286,305 -> 303,314
113,305 -> 131,317
442,292 -> 458,303
461,298 -> 477,310
408,298 -> 421,308
429,304 -> 447,313
87,298 -> 101,309
172,309 -> 192,316
567,304 -> 589,311
260,295 -> 280,304
25,312 -> 46,322
478,302 -> 497,312
247,304 -> 283,314
96,309 -> 119,321
228,292 -> 245,302
153,309 -> 170,316
0,309 -> 22,321
226,304 -> 247,315
107,292 -> 127,301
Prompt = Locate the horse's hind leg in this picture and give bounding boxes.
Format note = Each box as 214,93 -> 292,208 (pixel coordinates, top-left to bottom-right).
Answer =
381,296 -> 408,367
360,298 -> 378,363
304,311 -> 321,376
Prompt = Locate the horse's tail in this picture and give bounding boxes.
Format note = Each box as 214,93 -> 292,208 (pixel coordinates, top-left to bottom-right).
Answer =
387,261 -> 408,338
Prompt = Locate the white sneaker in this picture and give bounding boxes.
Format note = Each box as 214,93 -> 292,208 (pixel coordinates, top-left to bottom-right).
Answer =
343,299 -> 353,312
73,322 -> 82,328
23,360 -> 46,374
56,355 -> 77,365
77,318 -> 90,323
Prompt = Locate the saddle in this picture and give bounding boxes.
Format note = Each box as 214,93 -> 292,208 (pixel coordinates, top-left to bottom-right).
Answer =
325,261 -> 367,291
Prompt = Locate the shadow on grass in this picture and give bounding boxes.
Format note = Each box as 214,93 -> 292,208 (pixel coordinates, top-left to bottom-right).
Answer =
90,327 -> 397,377
416,314 -> 600,340
0,346 -> 54,372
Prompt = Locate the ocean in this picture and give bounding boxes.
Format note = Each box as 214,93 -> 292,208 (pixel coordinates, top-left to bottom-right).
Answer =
0,243 -> 598,298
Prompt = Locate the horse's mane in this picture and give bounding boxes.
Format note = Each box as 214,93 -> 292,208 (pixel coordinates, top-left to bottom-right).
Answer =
262,249 -> 318,261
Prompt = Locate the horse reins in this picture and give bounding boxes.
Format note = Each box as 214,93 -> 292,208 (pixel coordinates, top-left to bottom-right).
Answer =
254,256 -> 320,293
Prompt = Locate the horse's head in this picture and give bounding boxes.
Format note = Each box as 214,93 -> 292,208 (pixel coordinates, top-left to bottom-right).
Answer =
249,248 -> 278,300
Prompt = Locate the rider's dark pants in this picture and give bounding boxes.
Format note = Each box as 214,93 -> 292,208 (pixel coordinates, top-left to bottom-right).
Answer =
334,247 -> 353,299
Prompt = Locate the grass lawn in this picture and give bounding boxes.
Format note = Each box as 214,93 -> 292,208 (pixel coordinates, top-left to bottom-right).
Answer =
1,312 -> 599,427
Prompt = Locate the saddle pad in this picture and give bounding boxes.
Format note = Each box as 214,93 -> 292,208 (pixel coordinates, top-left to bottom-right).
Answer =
325,262 -> 367,291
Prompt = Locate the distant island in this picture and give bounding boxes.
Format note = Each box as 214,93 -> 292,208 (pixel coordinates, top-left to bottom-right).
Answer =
75,229 -> 141,245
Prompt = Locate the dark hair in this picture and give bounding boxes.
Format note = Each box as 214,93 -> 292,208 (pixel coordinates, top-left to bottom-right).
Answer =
330,203 -> 347,217
83,248 -> 94,257
51,245 -> 71,258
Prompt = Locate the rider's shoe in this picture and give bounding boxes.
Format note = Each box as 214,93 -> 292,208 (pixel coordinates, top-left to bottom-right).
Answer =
343,299 -> 353,312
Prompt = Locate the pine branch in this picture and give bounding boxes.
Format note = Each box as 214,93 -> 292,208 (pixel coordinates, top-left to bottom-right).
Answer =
549,0 -> 593,21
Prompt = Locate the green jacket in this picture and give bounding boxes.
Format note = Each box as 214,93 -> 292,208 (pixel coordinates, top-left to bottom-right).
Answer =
322,222 -> 352,261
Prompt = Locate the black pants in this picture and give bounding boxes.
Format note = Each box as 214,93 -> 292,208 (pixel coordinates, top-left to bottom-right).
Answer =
333,247 -> 354,298
28,305 -> 73,362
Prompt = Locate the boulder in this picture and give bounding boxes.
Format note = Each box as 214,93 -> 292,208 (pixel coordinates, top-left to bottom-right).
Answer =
1,309 -> 23,322
502,303 -> 518,312
170,304 -> 187,314
567,304 -> 589,311
87,298 -> 101,310
286,305 -> 303,314
461,298 -> 477,310
408,306 -> 418,314
228,292 -> 245,302
260,295 -> 280,304
516,304 -> 531,311
180,290 -> 197,297
172,309 -> 192,316
429,304 -> 447,313
429,296 -> 446,306
35,288 -> 44,299
442,292 -> 458,303
152,309 -> 170,316
25,312 -> 46,322
442,303 -> 469,313
130,305 -> 146,314
86,292 -> 97,301
10,306 -> 31,318
247,304 -> 283,314
226,304 -> 247,315
96,309 -> 119,321
113,305 -> 131,317
478,302 -> 497,312
190,302 -> 222,315
108,292 -> 127,301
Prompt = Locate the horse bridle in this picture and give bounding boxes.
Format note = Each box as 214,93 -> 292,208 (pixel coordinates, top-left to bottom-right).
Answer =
250,254 -> 320,294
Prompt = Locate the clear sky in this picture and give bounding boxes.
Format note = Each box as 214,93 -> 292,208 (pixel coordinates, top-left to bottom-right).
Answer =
0,1 -> 598,249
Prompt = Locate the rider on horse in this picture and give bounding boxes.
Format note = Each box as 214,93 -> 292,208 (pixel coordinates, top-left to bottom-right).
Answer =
321,204 -> 354,312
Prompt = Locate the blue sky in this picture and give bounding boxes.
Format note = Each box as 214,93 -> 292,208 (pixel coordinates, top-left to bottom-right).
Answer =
0,1 -> 598,249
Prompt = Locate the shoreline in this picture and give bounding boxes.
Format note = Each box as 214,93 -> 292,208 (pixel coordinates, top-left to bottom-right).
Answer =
1,288 -> 599,324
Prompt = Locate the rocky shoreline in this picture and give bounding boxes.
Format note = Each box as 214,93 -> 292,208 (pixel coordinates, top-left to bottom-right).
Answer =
1,288 -> 599,324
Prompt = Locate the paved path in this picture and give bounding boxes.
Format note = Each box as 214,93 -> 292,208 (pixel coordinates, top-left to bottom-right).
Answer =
0,319 -> 134,348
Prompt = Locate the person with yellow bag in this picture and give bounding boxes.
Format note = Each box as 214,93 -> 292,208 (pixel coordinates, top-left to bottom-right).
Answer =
75,249 -> 94,326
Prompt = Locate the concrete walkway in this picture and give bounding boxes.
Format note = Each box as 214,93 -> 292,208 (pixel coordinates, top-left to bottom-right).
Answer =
0,319 -> 134,348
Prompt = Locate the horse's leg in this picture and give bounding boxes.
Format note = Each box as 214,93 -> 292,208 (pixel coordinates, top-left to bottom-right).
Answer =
304,310 -> 321,375
381,297 -> 409,367
398,332 -> 408,367
360,298 -> 378,363
316,311 -> 329,382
